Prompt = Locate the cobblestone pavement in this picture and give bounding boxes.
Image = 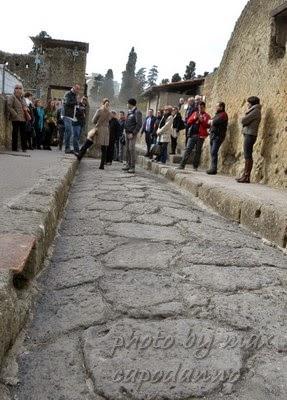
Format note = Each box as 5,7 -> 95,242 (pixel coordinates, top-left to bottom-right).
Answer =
5,159 -> 287,400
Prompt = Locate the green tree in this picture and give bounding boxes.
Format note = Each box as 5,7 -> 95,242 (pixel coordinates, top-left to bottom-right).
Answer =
161,78 -> 170,84
171,73 -> 182,82
147,65 -> 159,87
100,69 -> 115,100
135,67 -> 147,96
119,47 -> 137,103
184,61 -> 196,80
89,74 -> 104,102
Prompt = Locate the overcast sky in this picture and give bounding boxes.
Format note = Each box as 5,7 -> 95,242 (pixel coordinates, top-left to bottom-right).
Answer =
1,0 -> 248,83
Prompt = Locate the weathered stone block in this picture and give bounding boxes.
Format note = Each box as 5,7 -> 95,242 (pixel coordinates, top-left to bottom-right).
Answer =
179,176 -> 203,197
240,199 -> 287,248
198,185 -> 243,222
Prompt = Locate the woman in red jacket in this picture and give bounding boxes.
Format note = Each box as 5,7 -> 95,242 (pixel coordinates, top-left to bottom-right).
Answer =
178,101 -> 210,170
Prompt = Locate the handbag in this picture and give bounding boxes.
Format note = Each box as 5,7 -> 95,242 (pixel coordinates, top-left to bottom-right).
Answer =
150,143 -> 162,156
87,126 -> 98,141
23,107 -> 32,122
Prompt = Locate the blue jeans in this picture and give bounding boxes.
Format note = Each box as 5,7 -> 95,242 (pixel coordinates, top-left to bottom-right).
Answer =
73,124 -> 82,153
63,117 -> 74,152
159,142 -> 168,164
181,135 -> 204,168
210,136 -> 222,171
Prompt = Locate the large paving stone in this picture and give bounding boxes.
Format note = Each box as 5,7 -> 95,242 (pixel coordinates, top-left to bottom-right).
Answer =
82,318 -> 248,400
177,220 -> 263,249
60,217 -> 106,236
28,283 -> 111,339
161,206 -> 202,222
96,192 -> 145,202
176,243 -> 287,268
53,235 -> 127,261
106,222 -> 185,242
135,213 -> 176,226
102,242 -> 177,270
99,210 -> 133,223
124,203 -> 160,215
180,264 -> 284,292
87,201 -> 126,211
208,287 -> 287,331
11,337 -> 94,400
45,257 -> 104,289
99,270 -> 184,317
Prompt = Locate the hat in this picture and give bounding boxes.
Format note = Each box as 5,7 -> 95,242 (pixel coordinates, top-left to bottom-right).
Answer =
128,98 -> 137,106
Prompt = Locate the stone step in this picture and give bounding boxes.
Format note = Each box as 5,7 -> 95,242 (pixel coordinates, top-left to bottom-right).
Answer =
0,233 -> 36,274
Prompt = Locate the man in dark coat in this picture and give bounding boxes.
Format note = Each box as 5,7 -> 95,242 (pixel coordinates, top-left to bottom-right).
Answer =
107,111 -> 121,164
207,102 -> 228,175
184,97 -> 198,145
63,84 -> 80,154
123,98 -> 142,174
141,109 -> 156,157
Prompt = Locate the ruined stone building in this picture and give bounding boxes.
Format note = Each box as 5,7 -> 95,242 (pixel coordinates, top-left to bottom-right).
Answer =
0,33 -> 89,149
0,34 -> 89,101
202,0 -> 287,188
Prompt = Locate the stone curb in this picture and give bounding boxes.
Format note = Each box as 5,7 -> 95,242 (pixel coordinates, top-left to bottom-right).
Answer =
0,156 -> 78,366
137,154 -> 287,250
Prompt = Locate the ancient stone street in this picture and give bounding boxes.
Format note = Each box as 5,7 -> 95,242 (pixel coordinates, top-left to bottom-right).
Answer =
6,159 -> 287,400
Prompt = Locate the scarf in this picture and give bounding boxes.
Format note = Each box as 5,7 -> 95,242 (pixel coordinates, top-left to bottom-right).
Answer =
159,113 -> 171,129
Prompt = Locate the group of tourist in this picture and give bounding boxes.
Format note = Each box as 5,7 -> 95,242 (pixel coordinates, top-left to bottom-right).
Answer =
140,94 -> 261,183
77,98 -> 142,173
7,82 -> 262,184
6,84 -> 89,154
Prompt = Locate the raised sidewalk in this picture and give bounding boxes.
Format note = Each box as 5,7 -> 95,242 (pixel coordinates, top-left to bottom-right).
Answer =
137,152 -> 287,250
0,150 -> 78,366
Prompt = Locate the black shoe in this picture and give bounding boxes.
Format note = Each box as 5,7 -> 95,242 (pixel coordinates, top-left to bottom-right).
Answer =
99,165 -> 104,170
206,169 -> 217,175
65,150 -> 74,154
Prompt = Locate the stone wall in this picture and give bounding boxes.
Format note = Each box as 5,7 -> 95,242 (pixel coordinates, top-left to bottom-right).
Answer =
0,39 -> 88,102
201,0 -> 287,189
0,51 -> 36,93
0,95 -> 11,150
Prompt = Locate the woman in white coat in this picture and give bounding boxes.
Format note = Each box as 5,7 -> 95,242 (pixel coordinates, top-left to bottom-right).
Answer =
156,106 -> 173,164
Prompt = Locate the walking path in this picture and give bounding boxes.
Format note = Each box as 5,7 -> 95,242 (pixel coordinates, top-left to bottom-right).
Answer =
0,149 -> 66,206
3,159 -> 287,400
